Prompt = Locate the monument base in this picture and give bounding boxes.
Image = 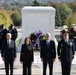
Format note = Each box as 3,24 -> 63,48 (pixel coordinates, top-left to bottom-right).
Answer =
0,54 -> 4,65
72,53 -> 76,64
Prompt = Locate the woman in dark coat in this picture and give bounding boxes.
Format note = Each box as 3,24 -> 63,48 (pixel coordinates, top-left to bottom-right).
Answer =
20,37 -> 34,75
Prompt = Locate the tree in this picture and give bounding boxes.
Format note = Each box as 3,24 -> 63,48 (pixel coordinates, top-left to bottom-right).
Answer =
68,2 -> 76,12
59,4 -> 72,26
11,11 -> 21,26
2,2 -> 13,10
65,13 -> 76,30
0,10 -> 12,29
55,6 -> 62,27
32,0 -> 42,6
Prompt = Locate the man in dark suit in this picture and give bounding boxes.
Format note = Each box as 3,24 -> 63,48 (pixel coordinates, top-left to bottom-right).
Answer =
57,33 -> 75,75
40,33 -> 56,75
1,33 -> 16,75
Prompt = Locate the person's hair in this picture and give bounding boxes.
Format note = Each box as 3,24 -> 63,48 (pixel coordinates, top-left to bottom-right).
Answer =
24,37 -> 32,45
11,24 -> 14,26
6,33 -> 12,37
1,24 -> 4,28
46,33 -> 51,37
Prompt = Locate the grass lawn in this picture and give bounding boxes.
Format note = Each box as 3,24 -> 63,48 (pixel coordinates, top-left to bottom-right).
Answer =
15,38 -> 21,47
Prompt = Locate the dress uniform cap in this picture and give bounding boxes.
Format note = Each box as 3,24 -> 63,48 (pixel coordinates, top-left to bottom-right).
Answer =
72,24 -> 76,28
63,25 -> 68,29
72,24 -> 76,26
63,33 -> 69,36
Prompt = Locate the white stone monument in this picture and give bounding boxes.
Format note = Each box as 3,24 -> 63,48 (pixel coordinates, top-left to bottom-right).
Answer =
22,6 -> 55,41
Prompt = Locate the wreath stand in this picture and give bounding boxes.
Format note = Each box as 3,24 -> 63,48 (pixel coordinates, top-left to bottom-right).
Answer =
34,50 -> 40,68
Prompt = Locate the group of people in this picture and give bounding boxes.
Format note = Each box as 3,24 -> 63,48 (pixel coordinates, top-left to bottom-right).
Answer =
60,24 -> 76,51
0,24 -> 76,75
20,31 -> 75,75
0,24 -> 18,50
0,24 -> 18,75
40,32 -> 75,75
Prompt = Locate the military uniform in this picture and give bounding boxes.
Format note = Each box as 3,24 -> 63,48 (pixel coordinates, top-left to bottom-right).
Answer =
0,28 -> 3,50
1,28 -> 7,41
0,28 -> 7,50
8,24 -> 18,41
60,30 -> 69,39
69,28 -> 76,51
9,28 -> 18,41
60,25 -> 69,39
0,24 -> 8,41
57,39 -> 75,75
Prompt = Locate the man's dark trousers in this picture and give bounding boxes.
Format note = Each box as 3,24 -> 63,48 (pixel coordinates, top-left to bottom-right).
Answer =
43,58 -> 53,75
5,59 -> 14,75
61,61 -> 71,75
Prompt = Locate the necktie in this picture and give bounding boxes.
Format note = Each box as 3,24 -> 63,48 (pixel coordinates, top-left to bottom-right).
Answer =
47,42 -> 50,47
7,41 -> 9,47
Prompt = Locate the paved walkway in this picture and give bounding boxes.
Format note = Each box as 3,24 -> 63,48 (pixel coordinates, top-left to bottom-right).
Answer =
0,52 -> 76,75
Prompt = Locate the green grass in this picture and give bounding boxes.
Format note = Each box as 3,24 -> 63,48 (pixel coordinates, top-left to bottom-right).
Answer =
15,38 -> 21,47
55,37 -> 60,42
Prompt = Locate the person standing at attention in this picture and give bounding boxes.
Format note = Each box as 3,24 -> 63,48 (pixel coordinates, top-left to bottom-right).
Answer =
20,37 -> 34,75
1,33 -> 16,75
57,33 -> 75,75
40,33 -> 56,75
